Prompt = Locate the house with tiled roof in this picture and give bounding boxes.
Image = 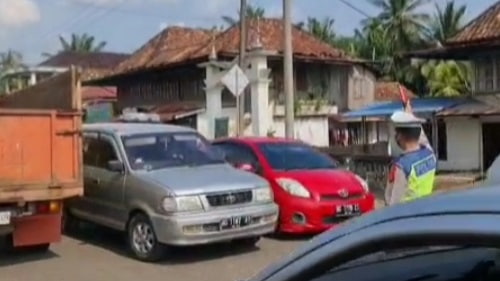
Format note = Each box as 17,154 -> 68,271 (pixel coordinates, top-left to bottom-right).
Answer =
88,18 -> 378,146
406,0 -> 500,172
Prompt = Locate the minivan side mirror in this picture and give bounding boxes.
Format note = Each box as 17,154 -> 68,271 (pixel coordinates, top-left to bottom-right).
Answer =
236,163 -> 256,173
235,162 -> 263,175
108,160 -> 125,173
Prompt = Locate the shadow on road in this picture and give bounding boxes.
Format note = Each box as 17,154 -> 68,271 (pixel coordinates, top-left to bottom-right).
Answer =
0,247 -> 59,267
66,222 -> 262,264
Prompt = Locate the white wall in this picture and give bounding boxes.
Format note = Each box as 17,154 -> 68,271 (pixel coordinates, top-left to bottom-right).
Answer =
272,117 -> 330,147
439,117 -> 481,171
197,107 -> 253,139
197,106 -> 330,146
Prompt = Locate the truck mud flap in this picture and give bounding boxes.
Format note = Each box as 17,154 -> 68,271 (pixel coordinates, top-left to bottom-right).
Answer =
12,213 -> 62,247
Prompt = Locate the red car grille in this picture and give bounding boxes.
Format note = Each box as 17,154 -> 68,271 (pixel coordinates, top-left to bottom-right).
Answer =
320,193 -> 365,201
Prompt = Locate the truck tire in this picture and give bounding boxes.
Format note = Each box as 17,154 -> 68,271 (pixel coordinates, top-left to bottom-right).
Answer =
127,213 -> 165,262
62,209 -> 79,234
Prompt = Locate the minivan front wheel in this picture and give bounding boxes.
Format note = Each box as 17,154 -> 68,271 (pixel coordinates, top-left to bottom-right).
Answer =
127,213 -> 165,262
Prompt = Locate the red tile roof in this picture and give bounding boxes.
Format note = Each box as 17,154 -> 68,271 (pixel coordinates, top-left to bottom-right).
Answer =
82,86 -> 116,101
448,1 -> 500,45
116,27 -> 213,74
196,18 -> 350,61
111,18 -> 353,77
39,51 -> 129,69
375,82 -> 416,102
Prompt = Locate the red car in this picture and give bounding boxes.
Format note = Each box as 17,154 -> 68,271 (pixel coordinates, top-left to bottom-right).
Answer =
212,137 -> 376,234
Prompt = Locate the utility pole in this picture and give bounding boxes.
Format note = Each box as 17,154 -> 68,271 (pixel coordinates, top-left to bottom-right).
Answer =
237,0 -> 248,136
283,0 -> 294,138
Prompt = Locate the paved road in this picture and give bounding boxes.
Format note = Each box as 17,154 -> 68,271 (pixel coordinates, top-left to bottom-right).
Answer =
0,224 -> 306,281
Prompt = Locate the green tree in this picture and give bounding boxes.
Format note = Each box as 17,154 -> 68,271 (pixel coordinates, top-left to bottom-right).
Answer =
428,1 -> 466,44
0,50 -> 26,94
44,33 -> 107,57
368,0 -> 430,52
221,4 -> 265,26
421,60 -> 471,96
303,17 -> 337,46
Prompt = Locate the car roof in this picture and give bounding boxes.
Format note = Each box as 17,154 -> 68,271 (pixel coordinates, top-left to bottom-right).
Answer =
214,137 -> 303,144
256,185 -> 500,280
83,122 -> 195,136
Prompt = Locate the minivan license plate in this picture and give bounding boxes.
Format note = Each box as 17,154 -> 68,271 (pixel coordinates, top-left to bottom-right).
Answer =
220,216 -> 252,230
0,211 -> 11,225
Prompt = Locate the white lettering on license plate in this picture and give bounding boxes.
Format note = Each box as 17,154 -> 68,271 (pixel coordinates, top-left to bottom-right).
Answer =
0,211 -> 11,225
220,216 -> 251,229
336,204 -> 360,216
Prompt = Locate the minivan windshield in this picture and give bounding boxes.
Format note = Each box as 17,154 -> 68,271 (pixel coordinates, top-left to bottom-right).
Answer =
259,142 -> 338,171
121,132 -> 225,171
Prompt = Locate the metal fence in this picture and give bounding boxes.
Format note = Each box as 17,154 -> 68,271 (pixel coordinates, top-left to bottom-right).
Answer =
319,147 -> 392,192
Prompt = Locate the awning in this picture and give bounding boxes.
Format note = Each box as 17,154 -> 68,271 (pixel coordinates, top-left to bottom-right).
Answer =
125,102 -> 205,122
343,98 -> 463,119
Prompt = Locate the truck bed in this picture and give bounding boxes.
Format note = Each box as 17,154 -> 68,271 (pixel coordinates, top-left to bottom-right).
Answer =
0,109 -> 83,203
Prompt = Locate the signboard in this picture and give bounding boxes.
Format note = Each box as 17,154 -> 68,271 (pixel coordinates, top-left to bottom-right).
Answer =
85,102 -> 114,123
220,65 -> 249,97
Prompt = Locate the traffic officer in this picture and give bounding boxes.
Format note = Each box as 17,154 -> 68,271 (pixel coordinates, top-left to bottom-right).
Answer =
385,111 -> 437,206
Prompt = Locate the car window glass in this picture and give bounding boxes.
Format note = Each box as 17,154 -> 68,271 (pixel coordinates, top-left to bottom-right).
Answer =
83,136 -> 97,166
258,143 -> 337,171
122,132 -> 224,171
94,138 -> 119,169
311,246 -> 500,281
487,154 -> 500,185
214,143 -> 258,164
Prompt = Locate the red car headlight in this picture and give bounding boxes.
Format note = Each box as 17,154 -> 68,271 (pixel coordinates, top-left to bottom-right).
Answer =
354,175 -> 370,193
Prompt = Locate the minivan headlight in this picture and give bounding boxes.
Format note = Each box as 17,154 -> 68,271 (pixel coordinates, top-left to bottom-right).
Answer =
162,195 -> 203,213
254,187 -> 273,203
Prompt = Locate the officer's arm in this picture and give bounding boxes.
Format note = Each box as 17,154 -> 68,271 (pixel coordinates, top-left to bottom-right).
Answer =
385,165 -> 408,206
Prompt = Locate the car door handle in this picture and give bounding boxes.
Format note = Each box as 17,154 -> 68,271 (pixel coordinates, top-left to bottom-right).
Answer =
91,178 -> 101,185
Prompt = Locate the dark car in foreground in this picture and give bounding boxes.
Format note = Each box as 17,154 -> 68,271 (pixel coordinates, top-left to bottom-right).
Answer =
246,185 -> 500,281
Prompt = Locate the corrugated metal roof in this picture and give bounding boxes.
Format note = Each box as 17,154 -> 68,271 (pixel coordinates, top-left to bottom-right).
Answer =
343,98 -> 462,119
437,98 -> 500,116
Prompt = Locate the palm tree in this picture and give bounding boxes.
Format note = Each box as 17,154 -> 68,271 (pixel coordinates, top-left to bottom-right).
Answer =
222,4 -> 265,26
368,0 -> 431,52
43,33 -> 107,57
421,60 -> 471,96
0,50 -> 25,94
303,17 -> 337,46
428,1 -> 466,44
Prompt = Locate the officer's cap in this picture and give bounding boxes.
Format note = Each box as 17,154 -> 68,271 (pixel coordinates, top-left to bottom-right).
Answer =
390,111 -> 425,128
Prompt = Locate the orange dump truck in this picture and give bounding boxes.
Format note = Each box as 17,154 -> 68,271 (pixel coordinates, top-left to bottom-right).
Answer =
0,68 -> 83,251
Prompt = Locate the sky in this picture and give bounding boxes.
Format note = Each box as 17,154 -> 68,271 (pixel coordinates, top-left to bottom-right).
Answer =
0,0 -> 496,64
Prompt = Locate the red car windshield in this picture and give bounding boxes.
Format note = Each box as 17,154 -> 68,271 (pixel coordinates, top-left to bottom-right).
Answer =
259,143 -> 338,171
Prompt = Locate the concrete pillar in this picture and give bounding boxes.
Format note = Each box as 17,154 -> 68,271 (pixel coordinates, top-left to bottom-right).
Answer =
247,49 -> 272,136
29,72 -> 37,86
200,61 -> 224,139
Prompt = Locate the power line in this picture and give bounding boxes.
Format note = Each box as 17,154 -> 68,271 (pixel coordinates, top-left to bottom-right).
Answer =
37,7 -> 98,47
337,0 -> 372,19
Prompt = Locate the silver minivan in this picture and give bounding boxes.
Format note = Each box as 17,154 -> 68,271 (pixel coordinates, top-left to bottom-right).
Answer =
66,123 -> 278,261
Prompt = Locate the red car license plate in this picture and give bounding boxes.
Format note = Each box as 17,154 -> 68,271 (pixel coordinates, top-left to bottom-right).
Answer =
220,216 -> 252,230
336,204 -> 360,216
